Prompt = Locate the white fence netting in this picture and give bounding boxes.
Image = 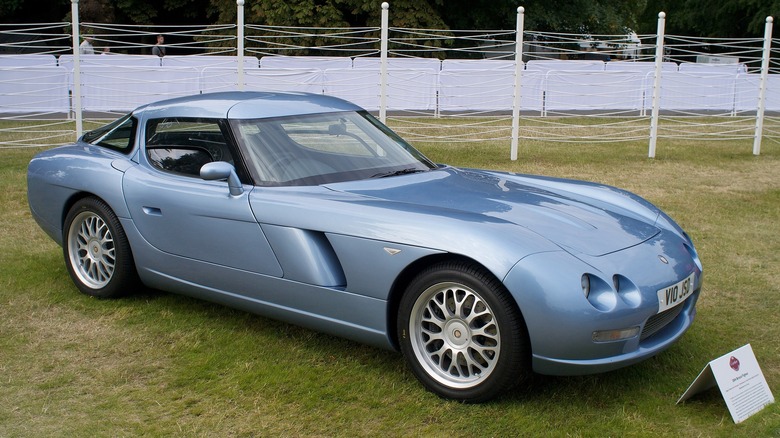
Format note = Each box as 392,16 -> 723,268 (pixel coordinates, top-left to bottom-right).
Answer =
1,7 -> 778,156
0,23 -> 74,147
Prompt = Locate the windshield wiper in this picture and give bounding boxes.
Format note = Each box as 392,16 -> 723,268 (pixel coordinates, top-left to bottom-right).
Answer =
370,168 -> 427,178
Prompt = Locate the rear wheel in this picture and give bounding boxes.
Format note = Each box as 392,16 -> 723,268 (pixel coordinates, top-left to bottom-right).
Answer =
63,197 -> 139,298
398,261 -> 529,402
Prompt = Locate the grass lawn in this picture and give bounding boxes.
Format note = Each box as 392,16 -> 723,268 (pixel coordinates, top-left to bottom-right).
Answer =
1,123 -> 778,436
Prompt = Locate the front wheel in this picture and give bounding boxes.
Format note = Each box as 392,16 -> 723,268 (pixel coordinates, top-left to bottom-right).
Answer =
63,197 -> 139,298
398,261 -> 529,402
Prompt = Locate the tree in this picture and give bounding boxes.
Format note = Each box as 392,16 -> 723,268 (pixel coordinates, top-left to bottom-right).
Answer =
209,0 -> 448,29
436,0 -> 649,34
108,0 -> 214,24
210,0 -> 648,34
639,0 -> 779,37
0,0 -> 26,20
1,0 -> 70,23
2,0 -> 652,36
77,0 -> 117,23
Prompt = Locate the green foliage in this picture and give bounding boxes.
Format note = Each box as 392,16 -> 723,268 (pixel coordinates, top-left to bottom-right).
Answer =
515,0 -> 648,33
51,0 -> 218,24
76,0 -> 117,23
215,0 -> 448,29
0,0 -> 68,22
246,0 -> 350,28
233,0 -> 647,33
369,0 -> 448,29
5,0 -> 650,34
240,0 -> 354,56
639,0 -> 780,37
114,0 -> 158,24
0,0 -> 25,17
13,0 -> 774,39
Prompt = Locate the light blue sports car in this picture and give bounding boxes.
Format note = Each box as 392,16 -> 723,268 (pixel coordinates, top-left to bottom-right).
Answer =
27,91 -> 702,402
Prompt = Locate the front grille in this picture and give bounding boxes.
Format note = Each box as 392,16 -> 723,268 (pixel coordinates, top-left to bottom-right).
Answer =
640,303 -> 684,340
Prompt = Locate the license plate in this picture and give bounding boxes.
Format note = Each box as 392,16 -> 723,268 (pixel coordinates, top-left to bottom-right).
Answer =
657,273 -> 696,313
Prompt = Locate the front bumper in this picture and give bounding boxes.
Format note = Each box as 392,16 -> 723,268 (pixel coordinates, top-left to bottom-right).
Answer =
531,291 -> 698,375
503,231 -> 702,376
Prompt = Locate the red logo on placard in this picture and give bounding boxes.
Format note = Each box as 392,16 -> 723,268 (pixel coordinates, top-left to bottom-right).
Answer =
730,356 -> 740,371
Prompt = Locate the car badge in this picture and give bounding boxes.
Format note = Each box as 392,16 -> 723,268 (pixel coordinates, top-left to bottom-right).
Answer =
658,255 -> 669,264
384,247 -> 401,256
730,356 -> 740,371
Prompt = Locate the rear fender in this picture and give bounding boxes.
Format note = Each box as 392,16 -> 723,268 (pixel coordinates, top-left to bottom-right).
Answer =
27,145 -> 133,245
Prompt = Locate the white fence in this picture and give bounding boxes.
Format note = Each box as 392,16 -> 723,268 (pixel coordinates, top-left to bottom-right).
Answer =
1,4 -> 779,158
3,56 -> 776,115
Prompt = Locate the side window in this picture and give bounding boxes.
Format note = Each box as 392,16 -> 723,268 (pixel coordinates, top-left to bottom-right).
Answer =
147,148 -> 213,176
82,114 -> 137,153
145,118 -> 236,177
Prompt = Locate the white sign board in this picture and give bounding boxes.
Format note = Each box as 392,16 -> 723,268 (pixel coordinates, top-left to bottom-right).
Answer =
677,344 -> 774,423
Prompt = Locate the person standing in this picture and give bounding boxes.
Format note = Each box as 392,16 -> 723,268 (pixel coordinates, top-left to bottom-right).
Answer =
79,36 -> 94,54
152,34 -> 166,57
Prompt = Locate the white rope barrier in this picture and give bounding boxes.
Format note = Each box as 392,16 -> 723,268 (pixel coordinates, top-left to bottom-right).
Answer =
0,8 -> 777,154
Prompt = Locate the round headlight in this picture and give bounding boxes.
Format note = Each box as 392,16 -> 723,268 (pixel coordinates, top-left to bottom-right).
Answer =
581,274 -> 591,298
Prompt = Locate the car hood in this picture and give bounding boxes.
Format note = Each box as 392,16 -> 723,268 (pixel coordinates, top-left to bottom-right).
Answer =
324,167 -> 660,256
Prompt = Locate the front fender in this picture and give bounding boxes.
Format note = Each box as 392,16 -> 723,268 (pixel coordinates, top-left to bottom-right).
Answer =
503,231 -> 701,376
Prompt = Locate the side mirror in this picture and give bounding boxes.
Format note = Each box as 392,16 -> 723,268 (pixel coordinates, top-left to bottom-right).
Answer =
328,122 -> 347,135
200,161 -> 244,196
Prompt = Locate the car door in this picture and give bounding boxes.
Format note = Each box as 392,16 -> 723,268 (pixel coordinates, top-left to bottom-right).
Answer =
122,117 -> 282,277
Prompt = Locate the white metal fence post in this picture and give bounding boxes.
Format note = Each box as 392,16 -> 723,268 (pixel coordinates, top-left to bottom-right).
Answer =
648,12 -> 666,158
510,7 -> 525,161
71,0 -> 83,137
753,16 -> 774,156
379,2 -> 389,123
237,0 -> 245,91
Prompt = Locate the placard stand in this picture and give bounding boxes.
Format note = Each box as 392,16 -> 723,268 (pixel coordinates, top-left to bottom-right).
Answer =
677,344 -> 774,423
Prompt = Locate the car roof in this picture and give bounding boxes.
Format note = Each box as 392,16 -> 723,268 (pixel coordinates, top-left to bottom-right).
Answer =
133,91 -> 363,120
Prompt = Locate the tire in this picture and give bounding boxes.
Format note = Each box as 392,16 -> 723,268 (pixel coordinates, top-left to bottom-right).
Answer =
398,261 -> 529,402
63,197 -> 140,298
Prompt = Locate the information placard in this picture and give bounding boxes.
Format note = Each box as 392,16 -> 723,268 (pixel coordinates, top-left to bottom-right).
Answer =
677,344 -> 774,423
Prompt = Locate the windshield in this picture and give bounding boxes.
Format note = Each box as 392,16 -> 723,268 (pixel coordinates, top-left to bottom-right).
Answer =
231,111 -> 436,186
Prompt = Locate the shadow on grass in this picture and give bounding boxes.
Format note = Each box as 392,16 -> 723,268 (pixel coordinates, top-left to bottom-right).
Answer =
12,235 -> 733,411
20,249 -> 709,407
122,284 -> 714,409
